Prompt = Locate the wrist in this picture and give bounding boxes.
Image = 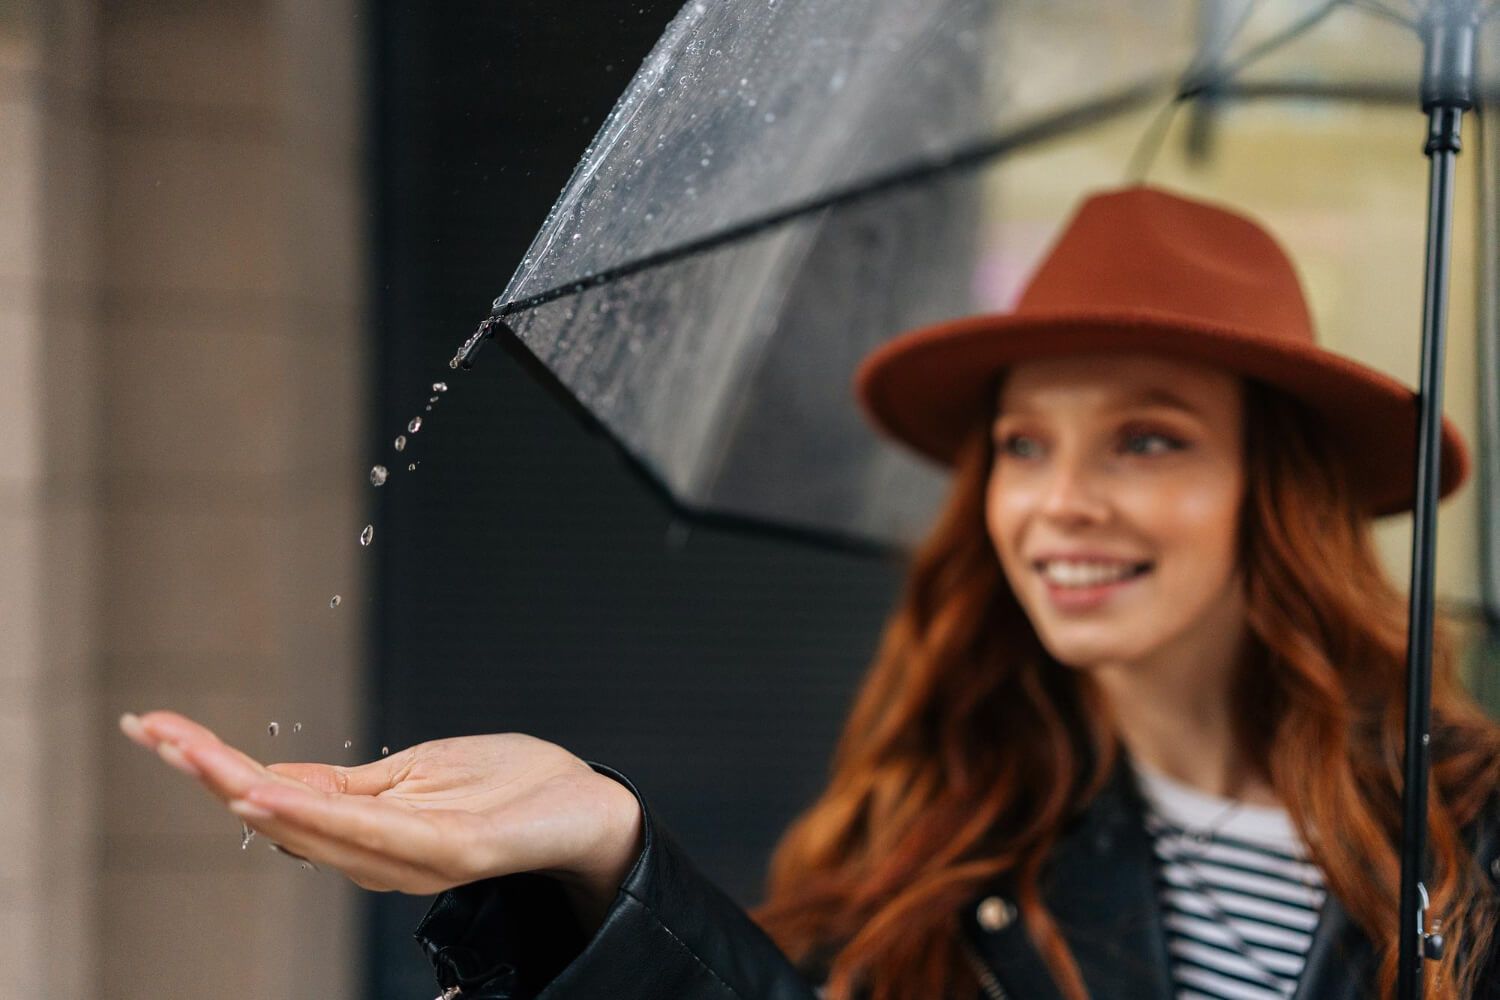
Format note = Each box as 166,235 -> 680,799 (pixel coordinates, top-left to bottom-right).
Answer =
551,773 -> 644,933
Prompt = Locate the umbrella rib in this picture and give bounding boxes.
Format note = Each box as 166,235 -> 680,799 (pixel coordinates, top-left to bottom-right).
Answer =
1342,0 -> 1420,29
1177,0 -> 1346,102
1127,0 -> 1347,182
485,79 -> 1168,322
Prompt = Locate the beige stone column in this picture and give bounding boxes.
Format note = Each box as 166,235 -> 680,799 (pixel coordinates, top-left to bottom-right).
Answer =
0,1 -> 366,996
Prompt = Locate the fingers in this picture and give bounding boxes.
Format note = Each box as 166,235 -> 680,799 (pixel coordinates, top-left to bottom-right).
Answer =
243,782 -> 504,885
232,785 -> 486,893
232,800 -> 451,894
120,711 -> 464,894
244,783 -> 445,859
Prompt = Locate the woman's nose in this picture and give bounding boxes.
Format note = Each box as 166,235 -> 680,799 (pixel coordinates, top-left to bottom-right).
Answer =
1037,456 -> 1110,523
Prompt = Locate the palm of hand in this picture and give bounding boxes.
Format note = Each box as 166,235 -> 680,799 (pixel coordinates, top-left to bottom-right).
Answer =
122,713 -> 637,899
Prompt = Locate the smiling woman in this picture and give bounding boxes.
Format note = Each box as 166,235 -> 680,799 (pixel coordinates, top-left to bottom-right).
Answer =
122,185 -> 1500,1000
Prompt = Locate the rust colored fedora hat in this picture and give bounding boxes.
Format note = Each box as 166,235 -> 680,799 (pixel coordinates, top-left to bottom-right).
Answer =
854,183 -> 1469,517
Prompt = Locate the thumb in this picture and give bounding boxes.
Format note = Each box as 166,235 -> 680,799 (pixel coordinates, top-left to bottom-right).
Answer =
268,755 -> 402,797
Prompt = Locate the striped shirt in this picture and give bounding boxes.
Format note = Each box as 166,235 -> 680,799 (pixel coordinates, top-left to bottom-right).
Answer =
1134,766 -> 1327,1000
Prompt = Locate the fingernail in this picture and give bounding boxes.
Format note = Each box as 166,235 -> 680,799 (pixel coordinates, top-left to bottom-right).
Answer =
157,742 -> 199,777
229,799 -> 275,822
119,713 -> 148,743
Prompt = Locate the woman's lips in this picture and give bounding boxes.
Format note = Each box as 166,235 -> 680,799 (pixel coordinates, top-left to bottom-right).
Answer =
1037,562 -> 1153,612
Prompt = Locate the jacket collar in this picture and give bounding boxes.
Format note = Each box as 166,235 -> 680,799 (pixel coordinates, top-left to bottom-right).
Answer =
959,758 -> 1375,1000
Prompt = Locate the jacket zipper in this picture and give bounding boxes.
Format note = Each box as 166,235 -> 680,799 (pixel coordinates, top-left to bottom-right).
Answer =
959,936 -> 1011,1000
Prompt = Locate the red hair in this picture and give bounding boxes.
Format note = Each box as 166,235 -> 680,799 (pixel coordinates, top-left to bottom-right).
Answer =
750,379 -> 1500,998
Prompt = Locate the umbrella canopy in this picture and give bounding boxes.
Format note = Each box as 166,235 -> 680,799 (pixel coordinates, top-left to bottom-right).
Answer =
458,0 -> 1499,606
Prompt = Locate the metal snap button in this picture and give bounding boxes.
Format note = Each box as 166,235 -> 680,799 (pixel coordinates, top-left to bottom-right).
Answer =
976,895 -> 1017,932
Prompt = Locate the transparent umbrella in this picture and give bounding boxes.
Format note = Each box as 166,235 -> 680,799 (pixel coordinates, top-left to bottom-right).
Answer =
450,1 -> 1500,992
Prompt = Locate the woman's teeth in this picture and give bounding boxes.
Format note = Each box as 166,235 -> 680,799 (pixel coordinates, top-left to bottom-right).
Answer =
1038,560 -> 1149,588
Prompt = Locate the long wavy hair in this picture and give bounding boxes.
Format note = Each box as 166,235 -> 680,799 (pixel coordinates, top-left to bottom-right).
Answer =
749,377 -> 1500,998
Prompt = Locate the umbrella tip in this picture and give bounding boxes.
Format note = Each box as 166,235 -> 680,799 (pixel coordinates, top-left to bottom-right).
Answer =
450,311 -> 509,370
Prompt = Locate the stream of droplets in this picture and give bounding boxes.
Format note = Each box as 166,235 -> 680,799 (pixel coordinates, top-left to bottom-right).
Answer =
250,380 -> 454,865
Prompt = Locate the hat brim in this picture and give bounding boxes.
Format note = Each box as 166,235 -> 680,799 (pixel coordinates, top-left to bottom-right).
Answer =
854,306 -> 1469,518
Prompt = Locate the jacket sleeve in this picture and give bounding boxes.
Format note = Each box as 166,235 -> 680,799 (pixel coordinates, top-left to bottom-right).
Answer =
414,761 -> 825,1000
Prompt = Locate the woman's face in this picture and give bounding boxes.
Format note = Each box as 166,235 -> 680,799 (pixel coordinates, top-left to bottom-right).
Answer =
985,353 -> 1247,672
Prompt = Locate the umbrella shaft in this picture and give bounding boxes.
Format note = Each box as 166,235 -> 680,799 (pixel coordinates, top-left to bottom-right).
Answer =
1397,103 -> 1465,1000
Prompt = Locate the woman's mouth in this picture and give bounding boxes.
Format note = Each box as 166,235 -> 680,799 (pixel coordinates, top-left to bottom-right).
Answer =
1033,558 -> 1153,610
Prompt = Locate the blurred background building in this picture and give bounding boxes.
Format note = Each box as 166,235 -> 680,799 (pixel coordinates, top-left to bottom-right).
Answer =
0,2 -> 1495,998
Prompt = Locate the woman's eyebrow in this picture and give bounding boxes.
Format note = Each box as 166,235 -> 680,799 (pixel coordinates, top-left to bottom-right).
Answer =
1109,387 -> 1204,416
994,387 -> 1205,421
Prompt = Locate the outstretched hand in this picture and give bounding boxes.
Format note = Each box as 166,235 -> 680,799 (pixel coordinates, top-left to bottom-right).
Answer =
120,711 -> 644,923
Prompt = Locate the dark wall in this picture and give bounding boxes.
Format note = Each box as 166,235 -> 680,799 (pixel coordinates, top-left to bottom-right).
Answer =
366,3 -> 907,995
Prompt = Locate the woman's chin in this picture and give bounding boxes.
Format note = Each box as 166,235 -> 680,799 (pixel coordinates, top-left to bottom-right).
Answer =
1035,628 -> 1146,672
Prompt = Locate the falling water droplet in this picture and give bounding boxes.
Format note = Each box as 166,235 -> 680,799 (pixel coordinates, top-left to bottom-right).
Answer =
268,721 -> 279,737
370,465 -> 389,487
381,746 -> 390,756
432,381 -> 448,393
241,822 -> 256,850
408,416 -> 422,433
343,739 -> 353,749
394,434 -> 407,452
359,524 -> 374,547
329,594 -> 341,608
293,722 -> 303,733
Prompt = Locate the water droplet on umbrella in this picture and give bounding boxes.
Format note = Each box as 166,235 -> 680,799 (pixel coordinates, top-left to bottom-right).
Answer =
268,721 -> 279,736
241,823 -> 256,850
408,417 -> 422,433
429,396 -> 439,404
424,405 -> 432,412
381,746 -> 390,756
370,465 -> 389,487
359,524 -> 374,547
394,435 -> 406,452
700,157 -> 710,167
329,594 -> 341,608
300,862 -> 313,871
433,382 -> 448,393
343,740 -> 352,749
764,112 -> 776,123
293,722 -> 302,733
407,463 -> 416,471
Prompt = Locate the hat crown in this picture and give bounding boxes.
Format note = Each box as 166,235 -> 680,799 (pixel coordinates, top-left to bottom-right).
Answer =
1016,185 -> 1317,346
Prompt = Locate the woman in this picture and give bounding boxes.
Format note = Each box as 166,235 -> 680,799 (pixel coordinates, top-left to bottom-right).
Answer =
123,185 -> 1500,999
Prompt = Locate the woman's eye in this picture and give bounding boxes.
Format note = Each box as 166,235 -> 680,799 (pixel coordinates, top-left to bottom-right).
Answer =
998,434 -> 1042,459
1121,431 -> 1182,455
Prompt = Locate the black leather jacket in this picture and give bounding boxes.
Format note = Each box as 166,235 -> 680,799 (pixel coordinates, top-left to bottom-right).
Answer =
415,762 -> 1500,999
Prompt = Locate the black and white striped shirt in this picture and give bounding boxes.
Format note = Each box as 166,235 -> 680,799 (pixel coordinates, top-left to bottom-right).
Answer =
1135,766 -> 1327,1000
